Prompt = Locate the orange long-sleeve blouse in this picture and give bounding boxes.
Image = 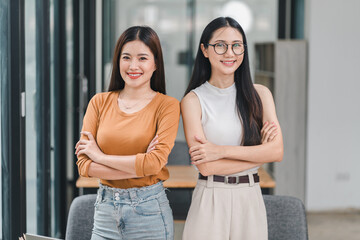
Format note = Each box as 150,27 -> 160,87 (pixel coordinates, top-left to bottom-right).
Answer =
76,91 -> 180,188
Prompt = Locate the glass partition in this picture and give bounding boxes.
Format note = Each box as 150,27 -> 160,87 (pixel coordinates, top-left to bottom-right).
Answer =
25,0 -> 38,233
103,0 -> 189,141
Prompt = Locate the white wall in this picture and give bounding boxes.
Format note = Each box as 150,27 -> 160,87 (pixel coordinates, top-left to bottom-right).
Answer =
305,0 -> 360,210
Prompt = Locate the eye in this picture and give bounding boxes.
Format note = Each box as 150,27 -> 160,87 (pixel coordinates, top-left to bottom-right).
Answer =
139,57 -> 148,61
122,56 -> 130,60
215,43 -> 225,48
233,43 -> 241,48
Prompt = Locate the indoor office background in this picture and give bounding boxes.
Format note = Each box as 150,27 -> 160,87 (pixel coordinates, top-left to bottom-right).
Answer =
1,0 -> 360,239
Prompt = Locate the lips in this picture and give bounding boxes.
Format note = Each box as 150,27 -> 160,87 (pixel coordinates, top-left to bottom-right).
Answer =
221,60 -> 236,66
127,72 -> 142,79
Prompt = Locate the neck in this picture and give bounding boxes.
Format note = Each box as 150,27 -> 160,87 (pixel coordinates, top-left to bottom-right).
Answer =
208,73 -> 235,89
121,85 -> 155,99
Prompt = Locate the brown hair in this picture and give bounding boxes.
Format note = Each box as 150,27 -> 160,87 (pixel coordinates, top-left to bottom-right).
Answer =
108,26 -> 166,94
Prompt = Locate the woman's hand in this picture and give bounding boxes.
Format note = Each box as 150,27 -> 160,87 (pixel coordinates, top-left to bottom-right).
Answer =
146,135 -> 158,153
189,136 -> 222,165
261,121 -> 278,143
75,131 -> 105,163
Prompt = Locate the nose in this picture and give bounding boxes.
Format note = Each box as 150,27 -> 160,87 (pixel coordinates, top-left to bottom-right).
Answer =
224,44 -> 235,57
129,59 -> 139,70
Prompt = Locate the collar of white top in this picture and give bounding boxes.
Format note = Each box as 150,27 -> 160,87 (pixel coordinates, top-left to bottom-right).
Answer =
204,81 -> 236,94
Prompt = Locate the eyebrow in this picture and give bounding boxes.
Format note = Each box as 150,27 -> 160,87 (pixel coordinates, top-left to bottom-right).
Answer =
121,52 -> 150,56
214,40 -> 243,43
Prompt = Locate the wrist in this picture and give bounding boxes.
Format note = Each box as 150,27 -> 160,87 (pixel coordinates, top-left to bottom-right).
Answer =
217,145 -> 225,159
221,145 -> 236,159
95,151 -> 106,163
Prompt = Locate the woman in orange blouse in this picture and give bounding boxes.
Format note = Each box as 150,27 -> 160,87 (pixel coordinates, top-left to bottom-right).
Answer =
75,26 -> 180,240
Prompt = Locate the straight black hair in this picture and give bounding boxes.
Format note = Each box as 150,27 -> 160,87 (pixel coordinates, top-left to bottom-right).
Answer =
185,17 -> 263,146
108,26 -> 166,94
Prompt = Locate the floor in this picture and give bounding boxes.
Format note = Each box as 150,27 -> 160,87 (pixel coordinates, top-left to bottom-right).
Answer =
173,209 -> 360,240
307,209 -> 360,240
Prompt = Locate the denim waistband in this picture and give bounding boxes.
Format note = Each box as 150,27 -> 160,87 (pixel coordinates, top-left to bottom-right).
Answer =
98,181 -> 164,203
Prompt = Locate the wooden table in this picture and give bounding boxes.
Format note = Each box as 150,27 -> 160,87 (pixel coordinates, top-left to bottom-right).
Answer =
76,165 -> 276,218
76,166 -> 275,190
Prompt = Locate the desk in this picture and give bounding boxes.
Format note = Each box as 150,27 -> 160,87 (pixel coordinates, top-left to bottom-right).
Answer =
76,166 -> 275,189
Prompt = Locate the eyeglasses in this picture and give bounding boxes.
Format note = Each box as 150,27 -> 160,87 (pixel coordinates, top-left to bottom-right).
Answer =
207,42 -> 246,55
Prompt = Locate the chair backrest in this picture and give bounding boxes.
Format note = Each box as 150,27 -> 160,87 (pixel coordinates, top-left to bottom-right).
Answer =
263,195 -> 308,240
65,194 -> 97,240
167,141 -> 190,165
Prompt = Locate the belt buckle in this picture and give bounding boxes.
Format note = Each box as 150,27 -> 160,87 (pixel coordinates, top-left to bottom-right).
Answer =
225,176 -> 239,184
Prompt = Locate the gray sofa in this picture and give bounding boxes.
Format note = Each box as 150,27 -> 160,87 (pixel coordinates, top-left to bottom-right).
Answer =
65,194 -> 308,240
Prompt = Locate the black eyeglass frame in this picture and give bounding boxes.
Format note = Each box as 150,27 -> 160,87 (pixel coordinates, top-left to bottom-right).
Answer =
207,43 -> 247,55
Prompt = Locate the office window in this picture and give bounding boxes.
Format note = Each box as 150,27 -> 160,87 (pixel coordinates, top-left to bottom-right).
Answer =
25,0 -> 38,234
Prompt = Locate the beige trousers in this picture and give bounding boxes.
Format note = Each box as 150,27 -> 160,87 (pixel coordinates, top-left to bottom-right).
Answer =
182,172 -> 268,240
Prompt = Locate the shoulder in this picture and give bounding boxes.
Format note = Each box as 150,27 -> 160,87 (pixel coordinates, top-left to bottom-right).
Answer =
181,91 -> 202,118
87,91 -> 116,113
157,93 -> 180,107
181,91 -> 200,108
253,84 -> 274,102
254,84 -> 272,96
155,93 -> 180,116
90,91 -> 114,104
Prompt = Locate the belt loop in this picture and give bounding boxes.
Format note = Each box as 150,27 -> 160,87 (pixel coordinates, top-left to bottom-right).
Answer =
129,190 -> 137,203
98,186 -> 105,202
248,173 -> 255,187
206,175 -> 214,188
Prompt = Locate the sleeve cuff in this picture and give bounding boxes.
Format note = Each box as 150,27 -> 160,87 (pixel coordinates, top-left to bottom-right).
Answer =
77,159 -> 92,177
135,153 -> 145,177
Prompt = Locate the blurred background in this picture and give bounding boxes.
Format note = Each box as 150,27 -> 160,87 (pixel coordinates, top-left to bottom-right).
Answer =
1,0 -> 359,239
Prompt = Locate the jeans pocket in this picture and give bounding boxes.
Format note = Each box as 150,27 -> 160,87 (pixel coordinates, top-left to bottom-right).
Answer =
157,191 -> 170,206
133,198 -> 162,216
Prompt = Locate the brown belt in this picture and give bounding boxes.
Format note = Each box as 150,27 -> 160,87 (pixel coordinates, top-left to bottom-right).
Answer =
199,173 -> 259,184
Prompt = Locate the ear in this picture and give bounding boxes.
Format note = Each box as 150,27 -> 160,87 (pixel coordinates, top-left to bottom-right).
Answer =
201,43 -> 209,58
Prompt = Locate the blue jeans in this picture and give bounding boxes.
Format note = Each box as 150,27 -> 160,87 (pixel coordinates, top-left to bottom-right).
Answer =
91,181 -> 174,240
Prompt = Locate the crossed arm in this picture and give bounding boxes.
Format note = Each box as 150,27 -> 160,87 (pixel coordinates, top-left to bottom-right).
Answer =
75,133 -> 158,180
75,95 -> 180,180
181,84 -> 283,176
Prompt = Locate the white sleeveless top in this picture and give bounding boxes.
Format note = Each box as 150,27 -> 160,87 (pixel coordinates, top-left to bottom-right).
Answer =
192,81 -> 258,174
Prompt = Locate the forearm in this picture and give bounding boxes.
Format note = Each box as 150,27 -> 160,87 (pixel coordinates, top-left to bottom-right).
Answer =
98,154 -> 137,175
221,140 -> 283,163
197,159 -> 262,176
88,162 -> 138,180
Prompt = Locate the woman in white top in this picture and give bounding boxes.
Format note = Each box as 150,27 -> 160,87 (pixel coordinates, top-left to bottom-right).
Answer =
181,17 -> 283,240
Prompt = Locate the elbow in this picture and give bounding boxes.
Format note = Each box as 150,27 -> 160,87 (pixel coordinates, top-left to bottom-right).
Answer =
197,163 -> 211,176
274,145 -> 284,162
141,158 -> 167,177
76,159 -> 90,177
78,170 -> 88,177
144,166 -> 164,176
77,166 -> 90,177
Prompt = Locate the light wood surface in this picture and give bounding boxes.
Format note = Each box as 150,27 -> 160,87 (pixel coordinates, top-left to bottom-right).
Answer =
76,166 -> 275,189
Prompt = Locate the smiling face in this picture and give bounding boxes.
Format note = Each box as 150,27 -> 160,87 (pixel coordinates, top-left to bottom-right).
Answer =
201,27 -> 244,80
119,40 -> 157,90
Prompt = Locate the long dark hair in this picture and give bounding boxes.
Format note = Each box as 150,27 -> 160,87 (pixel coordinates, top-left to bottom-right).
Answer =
108,26 -> 166,94
185,17 -> 263,146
